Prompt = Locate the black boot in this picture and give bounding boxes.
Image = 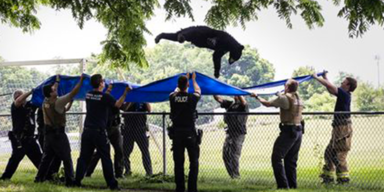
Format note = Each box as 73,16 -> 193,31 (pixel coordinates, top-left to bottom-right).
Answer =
337,177 -> 350,184
320,174 -> 334,184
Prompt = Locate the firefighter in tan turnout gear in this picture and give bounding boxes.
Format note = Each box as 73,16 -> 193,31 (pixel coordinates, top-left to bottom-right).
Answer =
313,72 -> 357,184
251,79 -> 304,189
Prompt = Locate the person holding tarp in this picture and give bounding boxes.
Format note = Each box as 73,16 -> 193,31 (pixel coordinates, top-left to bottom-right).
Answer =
74,74 -> 130,190
121,102 -> 153,177
86,84 -> 124,179
35,106 -> 62,181
312,72 -> 357,184
169,72 -> 201,192
213,95 -> 248,179
251,79 -> 304,189
0,90 -> 42,180
34,74 -> 84,186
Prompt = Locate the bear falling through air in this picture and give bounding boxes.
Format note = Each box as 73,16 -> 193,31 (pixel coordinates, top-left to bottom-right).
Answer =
155,26 -> 244,78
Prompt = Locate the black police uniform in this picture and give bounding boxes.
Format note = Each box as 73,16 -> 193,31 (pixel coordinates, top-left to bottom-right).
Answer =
75,91 -> 118,189
86,107 -> 124,178
122,103 -> 153,176
0,101 -> 42,180
169,91 -> 200,192
36,108 -> 62,181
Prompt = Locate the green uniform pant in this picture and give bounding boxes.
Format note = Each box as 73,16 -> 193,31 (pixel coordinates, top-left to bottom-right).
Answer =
322,123 -> 352,179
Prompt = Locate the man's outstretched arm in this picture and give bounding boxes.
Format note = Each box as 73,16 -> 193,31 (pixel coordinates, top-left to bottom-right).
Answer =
312,72 -> 338,96
115,86 -> 131,108
14,91 -> 32,107
55,74 -> 84,114
213,95 -> 223,104
251,93 -> 273,107
239,96 -> 247,106
191,72 -> 201,95
68,74 -> 85,98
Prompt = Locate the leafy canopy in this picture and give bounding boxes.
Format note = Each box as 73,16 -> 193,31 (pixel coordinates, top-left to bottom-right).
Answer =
1,0 -> 384,69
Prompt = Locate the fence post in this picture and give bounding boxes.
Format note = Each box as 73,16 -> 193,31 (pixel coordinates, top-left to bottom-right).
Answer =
162,112 -> 167,176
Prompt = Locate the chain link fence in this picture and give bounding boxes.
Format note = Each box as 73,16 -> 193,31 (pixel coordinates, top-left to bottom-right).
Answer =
0,112 -> 383,190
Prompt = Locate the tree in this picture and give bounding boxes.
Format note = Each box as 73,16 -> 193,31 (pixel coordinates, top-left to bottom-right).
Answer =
0,65 -> 48,113
333,71 -> 359,86
221,45 -> 275,87
117,43 -> 275,112
292,66 -> 325,101
1,0 -> 384,69
306,92 -> 335,112
354,82 -> 384,111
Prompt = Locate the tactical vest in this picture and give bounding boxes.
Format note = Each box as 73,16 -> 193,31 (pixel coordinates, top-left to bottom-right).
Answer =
280,93 -> 303,125
170,92 -> 197,128
43,98 -> 66,128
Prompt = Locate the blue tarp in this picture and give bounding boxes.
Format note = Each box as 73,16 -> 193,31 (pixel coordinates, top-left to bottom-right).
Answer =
242,72 -> 326,95
125,72 -> 249,102
31,71 -> 324,106
31,74 -> 140,107
30,72 -> 249,106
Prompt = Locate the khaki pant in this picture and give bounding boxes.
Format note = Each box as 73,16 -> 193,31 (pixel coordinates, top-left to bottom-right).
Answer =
322,123 -> 353,179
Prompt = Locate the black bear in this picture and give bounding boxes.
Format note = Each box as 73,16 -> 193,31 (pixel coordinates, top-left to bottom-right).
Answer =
155,26 -> 244,78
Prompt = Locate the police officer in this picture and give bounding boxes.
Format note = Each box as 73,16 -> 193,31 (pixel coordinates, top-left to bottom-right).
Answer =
86,85 -> 124,178
313,72 -> 357,184
121,102 -> 153,176
213,95 -> 248,179
36,107 -> 62,181
75,74 -> 130,190
251,79 -> 303,189
169,72 -> 201,192
0,90 -> 42,180
34,74 -> 84,186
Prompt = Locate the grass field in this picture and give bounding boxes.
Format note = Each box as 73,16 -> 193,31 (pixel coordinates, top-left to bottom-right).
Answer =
0,114 -> 383,191
0,170 -> 383,192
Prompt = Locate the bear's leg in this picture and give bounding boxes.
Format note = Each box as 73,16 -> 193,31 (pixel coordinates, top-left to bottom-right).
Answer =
212,50 -> 227,78
155,33 -> 179,44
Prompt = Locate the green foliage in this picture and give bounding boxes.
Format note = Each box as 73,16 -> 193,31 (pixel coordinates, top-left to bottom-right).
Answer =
48,0 -> 158,69
333,71 -> 359,86
354,82 -> 384,111
204,0 -> 324,29
80,43 -> 273,112
0,66 -> 47,93
306,92 -> 335,112
0,66 -> 48,113
164,0 -> 194,21
0,0 -> 43,33
333,0 -> 384,38
1,1 -> 383,70
292,66 -> 326,101
117,43 -> 275,112
221,45 -> 275,87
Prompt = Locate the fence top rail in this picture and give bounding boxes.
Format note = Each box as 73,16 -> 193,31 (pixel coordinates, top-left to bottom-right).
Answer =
1,111 -> 384,117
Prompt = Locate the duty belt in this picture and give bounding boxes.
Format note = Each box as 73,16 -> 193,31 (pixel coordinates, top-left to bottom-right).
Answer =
84,127 -> 107,133
279,121 -> 305,134
45,126 -> 65,134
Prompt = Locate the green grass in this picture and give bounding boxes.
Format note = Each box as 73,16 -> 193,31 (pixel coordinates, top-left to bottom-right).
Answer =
0,170 -> 383,192
0,116 -> 383,191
